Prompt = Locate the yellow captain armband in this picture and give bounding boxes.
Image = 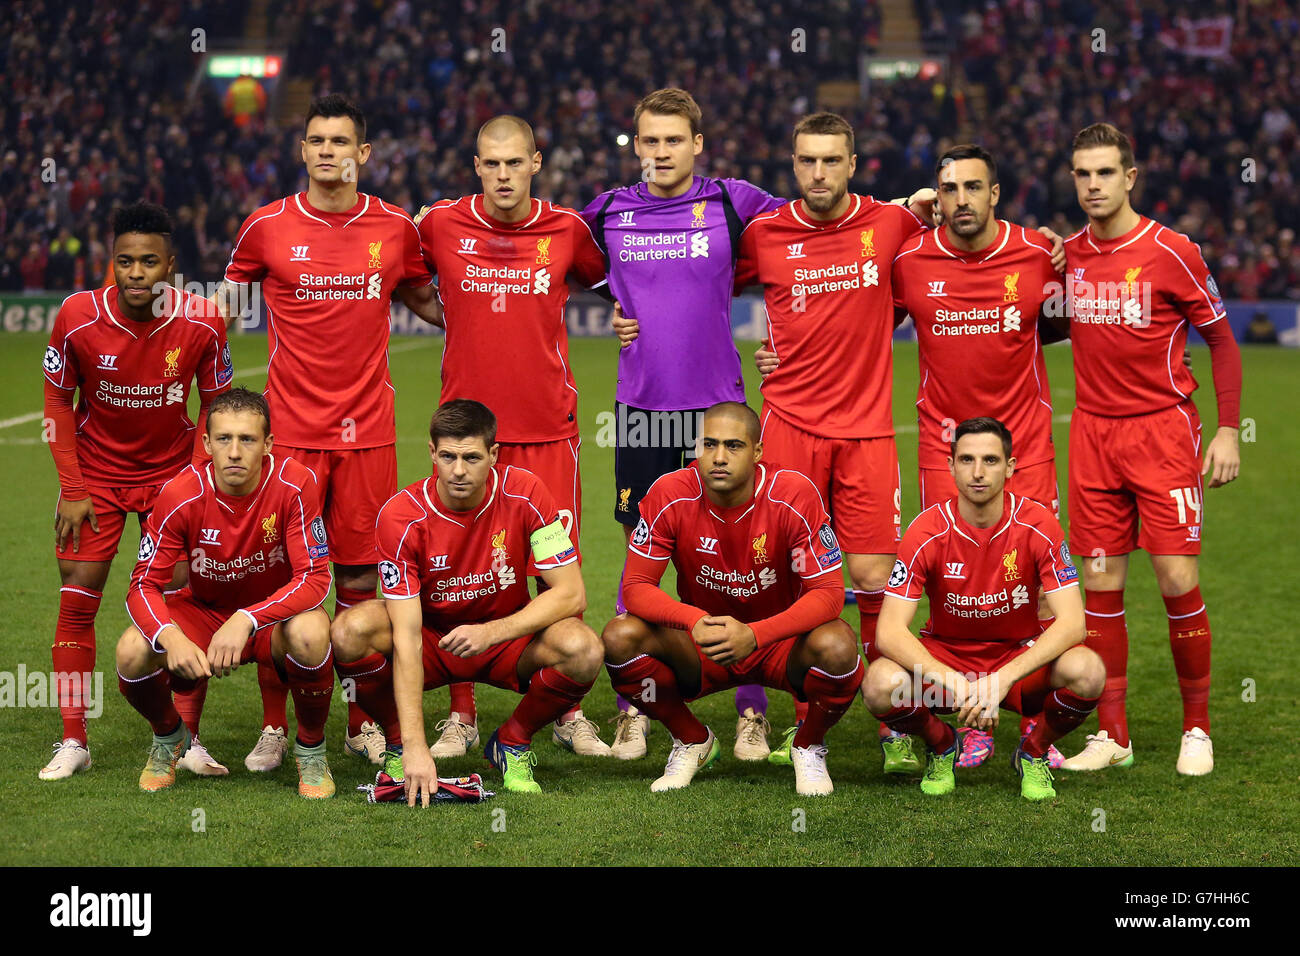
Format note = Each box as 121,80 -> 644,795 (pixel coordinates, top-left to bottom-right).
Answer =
529,520 -> 575,562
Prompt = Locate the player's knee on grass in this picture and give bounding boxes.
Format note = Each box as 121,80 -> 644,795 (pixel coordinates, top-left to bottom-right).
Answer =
862,658 -> 910,713
329,601 -> 388,663
601,614 -> 654,665
115,626 -> 160,679
282,610 -> 331,667
548,618 -> 603,683
1054,645 -> 1106,699
804,619 -> 860,675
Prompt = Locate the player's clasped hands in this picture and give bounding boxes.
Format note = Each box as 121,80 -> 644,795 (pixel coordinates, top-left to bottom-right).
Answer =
692,615 -> 757,666
403,748 -> 438,808
439,623 -> 494,658
954,671 -> 1007,730
54,496 -> 98,553
209,614 -> 253,677
612,301 -> 639,348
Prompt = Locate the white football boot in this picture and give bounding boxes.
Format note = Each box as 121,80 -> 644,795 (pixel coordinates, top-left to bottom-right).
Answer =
344,720 -> 387,765
1060,730 -> 1134,771
552,711 -> 612,756
178,736 -> 229,776
1176,726 -> 1213,776
610,711 -> 650,760
651,729 -> 720,792
244,725 -> 288,772
39,739 -> 92,780
733,712 -> 772,761
791,743 -> 834,796
429,713 -> 479,758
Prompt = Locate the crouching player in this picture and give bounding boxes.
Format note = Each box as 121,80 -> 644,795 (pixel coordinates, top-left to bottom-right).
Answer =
602,402 -> 862,796
862,418 -> 1104,800
330,400 -> 602,800
116,388 -> 336,797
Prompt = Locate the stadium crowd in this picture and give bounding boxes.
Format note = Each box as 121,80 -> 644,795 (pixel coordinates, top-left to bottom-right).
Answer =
1,0 -> 1296,298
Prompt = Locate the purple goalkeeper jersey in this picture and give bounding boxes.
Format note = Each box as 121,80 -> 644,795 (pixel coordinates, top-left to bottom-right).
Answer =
582,176 -> 784,410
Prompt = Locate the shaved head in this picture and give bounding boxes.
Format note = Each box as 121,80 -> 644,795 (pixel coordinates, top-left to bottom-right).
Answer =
702,401 -> 760,444
477,115 -> 536,156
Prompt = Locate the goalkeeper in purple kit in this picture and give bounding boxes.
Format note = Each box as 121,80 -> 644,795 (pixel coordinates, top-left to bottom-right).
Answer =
582,88 -> 785,761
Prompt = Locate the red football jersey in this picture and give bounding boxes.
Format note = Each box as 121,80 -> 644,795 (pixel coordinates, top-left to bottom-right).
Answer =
629,462 -> 844,631
1065,216 -> 1229,418
376,465 -> 579,632
127,455 -> 332,646
223,192 -> 433,449
417,196 -> 607,443
43,285 -> 232,487
893,221 -> 1058,468
735,195 -> 925,438
888,492 -> 1078,647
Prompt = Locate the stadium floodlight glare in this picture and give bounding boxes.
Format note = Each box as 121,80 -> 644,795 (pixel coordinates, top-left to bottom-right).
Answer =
207,55 -> 283,78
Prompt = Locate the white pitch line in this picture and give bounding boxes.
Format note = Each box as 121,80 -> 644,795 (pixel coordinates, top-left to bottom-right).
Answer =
0,338 -> 437,431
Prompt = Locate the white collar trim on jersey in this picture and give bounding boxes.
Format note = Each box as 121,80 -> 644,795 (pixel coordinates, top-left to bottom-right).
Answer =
788,194 -> 861,230
294,192 -> 370,229
423,467 -> 500,525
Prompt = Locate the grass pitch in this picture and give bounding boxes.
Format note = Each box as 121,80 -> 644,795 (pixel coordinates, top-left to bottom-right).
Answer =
0,331 -> 1295,866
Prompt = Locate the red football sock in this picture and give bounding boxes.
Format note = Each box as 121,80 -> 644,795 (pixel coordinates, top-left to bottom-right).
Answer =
336,586 -> 376,735
335,653 -> 400,746
1022,688 -> 1099,758
173,680 -> 207,737
855,589 -> 884,662
499,667 -> 593,747
256,661 -> 289,730
1085,589 -> 1129,746
118,667 -> 180,736
607,654 -> 708,744
285,646 -> 334,747
793,699 -> 810,723
1165,587 -> 1212,733
53,586 -> 100,744
873,704 -> 955,753
448,682 -> 477,721
794,661 -> 863,748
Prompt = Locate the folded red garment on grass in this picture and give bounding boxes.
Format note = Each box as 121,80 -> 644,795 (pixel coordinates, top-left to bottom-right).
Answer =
357,770 -> 494,803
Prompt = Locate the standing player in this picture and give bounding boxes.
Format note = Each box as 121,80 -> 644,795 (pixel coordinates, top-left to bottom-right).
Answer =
602,402 -> 862,795
116,388 -> 336,797
862,418 -> 1105,800
735,112 -> 928,771
329,400 -> 604,797
415,116 -> 610,758
39,201 -> 232,780
890,144 -> 1063,769
1060,123 -> 1242,775
220,94 -> 442,770
584,88 -> 785,761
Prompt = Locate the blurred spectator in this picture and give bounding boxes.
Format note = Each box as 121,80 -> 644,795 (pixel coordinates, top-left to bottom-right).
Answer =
224,73 -> 269,128
1244,310 -> 1279,343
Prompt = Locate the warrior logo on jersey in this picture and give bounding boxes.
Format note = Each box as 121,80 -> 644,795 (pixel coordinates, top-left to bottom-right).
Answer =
163,346 -> 182,378
752,532 -> 769,564
536,236 -> 552,265
1123,266 -> 1142,295
138,533 -> 156,562
43,346 -> 63,374
1003,271 -> 1020,303
888,558 -> 907,589
1002,548 -> 1020,582
379,560 -> 402,591
691,200 -> 708,228
860,228 -> 876,258
368,241 -> 382,269
262,513 -> 278,543
631,517 -> 650,548
618,487 -> 631,513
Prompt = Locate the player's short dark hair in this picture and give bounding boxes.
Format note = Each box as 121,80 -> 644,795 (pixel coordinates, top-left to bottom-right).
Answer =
208,387 -> 271,438
112,201 -> 173,249
1072,122 -> 1135,171
792,112 -> 855,155
634,88 -> 703,138
305,93 -> 366,143
477,115 -> 537,156
430,399 -> 497,450
951,417 -> 1013,460
702,401 -> 760,444
936,144 -> 998,184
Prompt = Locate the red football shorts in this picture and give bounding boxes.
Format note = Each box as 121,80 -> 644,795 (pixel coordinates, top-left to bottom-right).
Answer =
920,459 -> 1060,516
278,444 -> 398,566
919,635 -> 1055,717
759,407 -> 900,554
1068,401 -> 1203,557
161,588 -> 276,689
55,483 -> 164,562
495,438 -> 582,541
419,626 -> 534,694
687,639 -> 802,701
